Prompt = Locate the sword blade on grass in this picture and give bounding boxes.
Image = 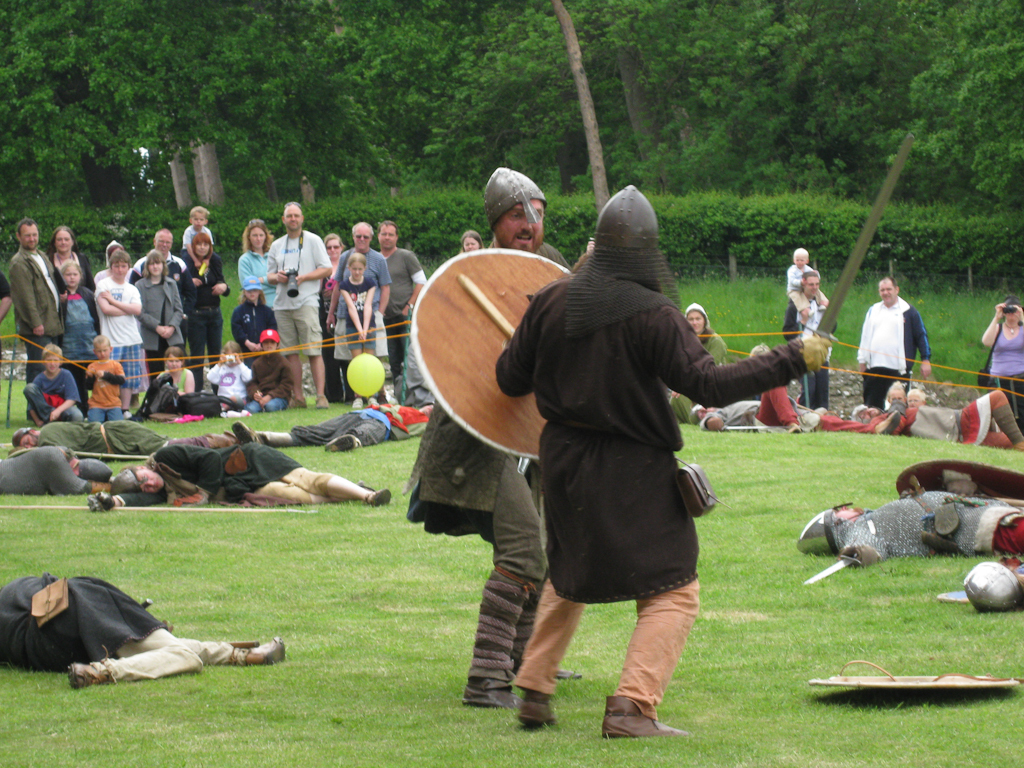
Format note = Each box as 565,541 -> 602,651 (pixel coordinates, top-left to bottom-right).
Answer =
804,559 -> 849,585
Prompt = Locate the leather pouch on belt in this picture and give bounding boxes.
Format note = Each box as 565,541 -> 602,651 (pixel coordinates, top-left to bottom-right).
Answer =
31,578 -> 69,627
676,463 -> 718,517
224,447 -> 248,475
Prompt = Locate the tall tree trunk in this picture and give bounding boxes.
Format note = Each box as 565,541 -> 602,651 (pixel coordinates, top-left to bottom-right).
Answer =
301,175 -> 316,205
191,142 -> 225,205
169,150 -> 193,209
191,143 -> 208,204
266,175 -> 279,203
616,46 -> 667,191
550,0 -> 609,212
198,143 -> 226,205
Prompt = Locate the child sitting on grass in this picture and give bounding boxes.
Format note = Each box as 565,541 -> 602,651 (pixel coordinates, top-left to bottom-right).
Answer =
164,346 -> 196,393
24,344 -> 84,425
207,341 -> 253,408
244,329 -> 293,413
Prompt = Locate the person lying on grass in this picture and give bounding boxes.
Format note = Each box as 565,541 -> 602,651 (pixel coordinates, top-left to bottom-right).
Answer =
0,572 -> 285,689
87,443 -> 391,510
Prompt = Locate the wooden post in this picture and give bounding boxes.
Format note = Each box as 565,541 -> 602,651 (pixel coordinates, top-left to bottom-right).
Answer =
967,264 -> 973,293
728,254 -> 737,282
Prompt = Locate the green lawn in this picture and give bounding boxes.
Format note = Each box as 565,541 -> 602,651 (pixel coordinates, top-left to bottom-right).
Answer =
3,401 -> 1023,767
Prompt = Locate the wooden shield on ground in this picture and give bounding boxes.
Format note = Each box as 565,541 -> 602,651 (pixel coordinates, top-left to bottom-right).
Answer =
411,248 -> 569,459
809,660 -> 1020,690
895,460 -> 1024,499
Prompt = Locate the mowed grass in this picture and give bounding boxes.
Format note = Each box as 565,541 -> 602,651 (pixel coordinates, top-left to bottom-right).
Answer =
3,398 -> 1024,767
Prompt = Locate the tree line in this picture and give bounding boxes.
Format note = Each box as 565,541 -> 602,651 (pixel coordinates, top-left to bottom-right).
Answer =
2,0 -> 1020,213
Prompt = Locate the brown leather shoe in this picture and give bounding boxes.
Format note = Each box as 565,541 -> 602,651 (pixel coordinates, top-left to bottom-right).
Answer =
518,689 -> 556,728
245,637 -> 286,665
68,662 -> 114,689
462,677 -> 522,708
231,421 -> 264,445
601,696 -> 690,738
290,396 -> 308,409
364,488 -> 391,507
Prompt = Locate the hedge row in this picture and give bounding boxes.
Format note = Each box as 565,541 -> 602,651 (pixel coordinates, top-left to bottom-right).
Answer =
2,192 -> 1020,278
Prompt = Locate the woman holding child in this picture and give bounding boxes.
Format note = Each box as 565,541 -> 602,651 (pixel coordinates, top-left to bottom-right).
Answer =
138,250 -> 184,379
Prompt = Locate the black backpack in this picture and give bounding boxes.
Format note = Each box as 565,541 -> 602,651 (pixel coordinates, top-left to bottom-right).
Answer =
135,373 -> 180,420
178,392 -> 237,418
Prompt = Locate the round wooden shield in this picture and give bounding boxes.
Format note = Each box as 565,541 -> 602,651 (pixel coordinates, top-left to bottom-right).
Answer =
411,249 -> 569,459
895,460 -> 1024,498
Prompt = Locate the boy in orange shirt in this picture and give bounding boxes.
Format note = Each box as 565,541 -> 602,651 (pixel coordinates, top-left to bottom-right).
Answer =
85,335 -> 127,422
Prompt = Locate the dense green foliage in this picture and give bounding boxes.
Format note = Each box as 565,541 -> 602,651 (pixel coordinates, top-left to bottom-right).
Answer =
3,193 -> 1020,284
2,0 -> 1022,211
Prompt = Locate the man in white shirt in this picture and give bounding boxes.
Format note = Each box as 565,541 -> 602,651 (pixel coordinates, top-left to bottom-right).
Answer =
267,202 -> 332,409
857,276 -> 932,409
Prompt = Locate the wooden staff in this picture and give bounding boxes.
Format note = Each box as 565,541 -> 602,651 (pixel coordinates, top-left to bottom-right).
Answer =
2,504 -> 318,514
458,274 -> 515,338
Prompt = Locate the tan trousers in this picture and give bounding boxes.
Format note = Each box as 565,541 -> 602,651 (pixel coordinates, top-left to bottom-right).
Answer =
256,467 -> 334,503
89,628 -> 251,682
514,579 -> 700,720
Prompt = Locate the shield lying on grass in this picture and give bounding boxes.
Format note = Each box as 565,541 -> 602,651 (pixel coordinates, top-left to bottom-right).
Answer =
809,660 -> 1020,690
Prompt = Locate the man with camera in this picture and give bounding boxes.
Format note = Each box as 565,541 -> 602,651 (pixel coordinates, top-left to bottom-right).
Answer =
267,202 -> 332,409
857,276 -> 932,410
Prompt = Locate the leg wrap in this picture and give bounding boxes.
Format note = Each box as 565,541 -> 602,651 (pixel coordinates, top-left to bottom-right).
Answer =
469,570 -> 528,682
991,393 -> 1024,445
512,585 -> 540,673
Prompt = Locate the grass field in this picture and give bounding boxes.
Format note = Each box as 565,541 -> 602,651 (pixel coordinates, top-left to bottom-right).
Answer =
3,400 -> 1024,767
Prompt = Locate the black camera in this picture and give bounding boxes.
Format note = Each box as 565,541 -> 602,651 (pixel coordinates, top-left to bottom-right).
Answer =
1005,305 -> 1018,314
284,268 -> 300,298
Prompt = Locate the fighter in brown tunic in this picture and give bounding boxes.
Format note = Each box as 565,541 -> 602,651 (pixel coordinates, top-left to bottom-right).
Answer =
496,186 -> 829,737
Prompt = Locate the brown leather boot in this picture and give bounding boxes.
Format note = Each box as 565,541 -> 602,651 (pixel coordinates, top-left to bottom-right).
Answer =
204,433 -> 239,449
245,637 -> 286,665
518,689 -> 556,728
90,482 -> 112,494
68,662 -> 114,689
601,696 -> 689,738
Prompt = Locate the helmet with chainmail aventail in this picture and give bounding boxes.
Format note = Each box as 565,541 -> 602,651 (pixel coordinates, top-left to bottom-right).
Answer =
484,168 -> 545,228
565,185 -> 678,338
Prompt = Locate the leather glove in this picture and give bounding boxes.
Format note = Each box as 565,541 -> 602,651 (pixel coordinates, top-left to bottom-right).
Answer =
839,544 -> 881,567
88,492 -> 116,512
801,335 -> 831,372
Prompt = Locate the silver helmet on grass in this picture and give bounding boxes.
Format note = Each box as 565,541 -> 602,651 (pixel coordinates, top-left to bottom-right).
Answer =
963,562 -> 1024,612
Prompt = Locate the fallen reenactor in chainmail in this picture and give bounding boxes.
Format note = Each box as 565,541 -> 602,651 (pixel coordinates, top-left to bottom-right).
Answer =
798,460 -> 1024,565
0,446 -> 111,495
0,572 -> 284,689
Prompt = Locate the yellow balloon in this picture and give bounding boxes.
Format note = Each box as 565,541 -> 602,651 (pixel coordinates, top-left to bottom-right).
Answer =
347,354 -> 386,397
